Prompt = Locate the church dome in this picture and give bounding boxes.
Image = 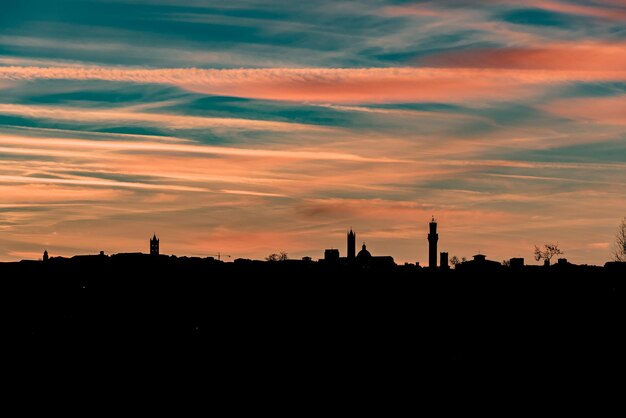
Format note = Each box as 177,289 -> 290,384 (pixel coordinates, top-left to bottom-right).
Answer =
357,243 -> 371,259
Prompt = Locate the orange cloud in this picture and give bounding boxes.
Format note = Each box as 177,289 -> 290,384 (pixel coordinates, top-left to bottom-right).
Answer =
383,0 -> 626,21
541,95 -> 626,125
0,182 -> 125,199
521,0 -> 626,21
419,42 -> 626,71
0,174 -> 208,192
0,103 -> 325,132
0,134 -> 397,163
2,65 -> 626,104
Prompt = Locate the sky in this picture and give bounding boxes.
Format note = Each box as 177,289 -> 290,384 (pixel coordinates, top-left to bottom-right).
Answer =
0,0 -> 625,265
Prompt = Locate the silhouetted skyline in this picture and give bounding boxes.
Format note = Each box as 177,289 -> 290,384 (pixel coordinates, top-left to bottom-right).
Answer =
7,239 -> 626,372
11,218 -> 623,269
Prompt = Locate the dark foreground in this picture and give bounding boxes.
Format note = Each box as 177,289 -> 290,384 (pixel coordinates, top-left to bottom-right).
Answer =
3,256 -> 626,378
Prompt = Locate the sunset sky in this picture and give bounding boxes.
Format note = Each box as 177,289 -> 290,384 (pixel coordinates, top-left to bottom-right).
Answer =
1,0 -> 625,264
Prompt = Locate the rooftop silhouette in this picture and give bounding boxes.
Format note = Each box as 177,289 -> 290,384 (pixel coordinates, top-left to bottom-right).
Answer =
3,224 -> 625,375
4,220 -> 624,272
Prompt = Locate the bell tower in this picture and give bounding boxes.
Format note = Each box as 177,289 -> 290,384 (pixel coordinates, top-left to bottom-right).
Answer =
150,234 -> 159,256
428,217 -> 438,269
347,228 -> 356,260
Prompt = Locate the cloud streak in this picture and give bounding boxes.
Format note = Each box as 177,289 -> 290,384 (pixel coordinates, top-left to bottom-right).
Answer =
418,42 -> 626,71
0,135 -> 399,163
0,175 -> 208,192
1,0 -> 626,265
511,0 -> 626,22
0,103 -> 326,132
541,95 -> 626,126
1,65 -> 626,104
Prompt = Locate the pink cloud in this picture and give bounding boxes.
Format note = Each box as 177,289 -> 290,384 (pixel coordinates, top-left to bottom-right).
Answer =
522,0 -> 626,21
419,42 -> 626,71
0,133 -> 396,163
0,174 -> 208,192
1,65 -> 626,104
541,95 -> 626,125
383,0 -> 626,21
0,184 -> 126,203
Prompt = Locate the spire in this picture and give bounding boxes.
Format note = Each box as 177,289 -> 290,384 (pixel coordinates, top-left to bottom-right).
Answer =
150,234 -> 160,255
347,228 -> 356,259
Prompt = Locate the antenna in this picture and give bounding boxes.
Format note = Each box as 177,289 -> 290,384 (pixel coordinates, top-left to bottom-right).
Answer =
212,252 -> 231,261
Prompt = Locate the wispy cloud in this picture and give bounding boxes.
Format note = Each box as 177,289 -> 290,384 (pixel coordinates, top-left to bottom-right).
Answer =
0,103 -> 327,132
541,95 -> 626,126
418,41 -> 626,71
0,134 -> 399,162
1,0 -> 625,264
2,66 -> 626,104
509,0 -> 626,22
0,174 -> 208,192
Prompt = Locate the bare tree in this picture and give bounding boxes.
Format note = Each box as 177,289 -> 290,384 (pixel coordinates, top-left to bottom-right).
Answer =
534,243 -> 563,265
266,251 -> 288,262
266,253 -> 279,262
450,256 -> 460,267
613,217 -> 626,262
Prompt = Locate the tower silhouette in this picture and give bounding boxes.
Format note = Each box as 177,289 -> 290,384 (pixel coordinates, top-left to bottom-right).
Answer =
43,250 -> 48,262
347,229 -> 356,259
150,234 -> 159,256
440,252 -> 449,270
428,217 -> 438,269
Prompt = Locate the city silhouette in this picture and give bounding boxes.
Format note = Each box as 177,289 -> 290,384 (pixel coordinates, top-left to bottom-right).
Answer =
10,217 -> 622,273
3,217 -> 625,374
2,0 -> 626,376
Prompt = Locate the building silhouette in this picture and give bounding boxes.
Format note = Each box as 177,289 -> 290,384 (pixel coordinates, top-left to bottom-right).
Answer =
456,253 -> 502,272
150,234 -> 159,256
440,252 -> 449,270
428,217 -> 438,269
357,243 -> 371,263
355,242 -> 395,268
347,229 -> 356,260
324,249 -> 339,262
43,250 -> 48,262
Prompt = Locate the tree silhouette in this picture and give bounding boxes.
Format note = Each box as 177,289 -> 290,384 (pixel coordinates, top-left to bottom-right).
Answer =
534,243 -> 563,265
266,251 -> 288,262
613,218 -> 626,262
266,253 -> 279,262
